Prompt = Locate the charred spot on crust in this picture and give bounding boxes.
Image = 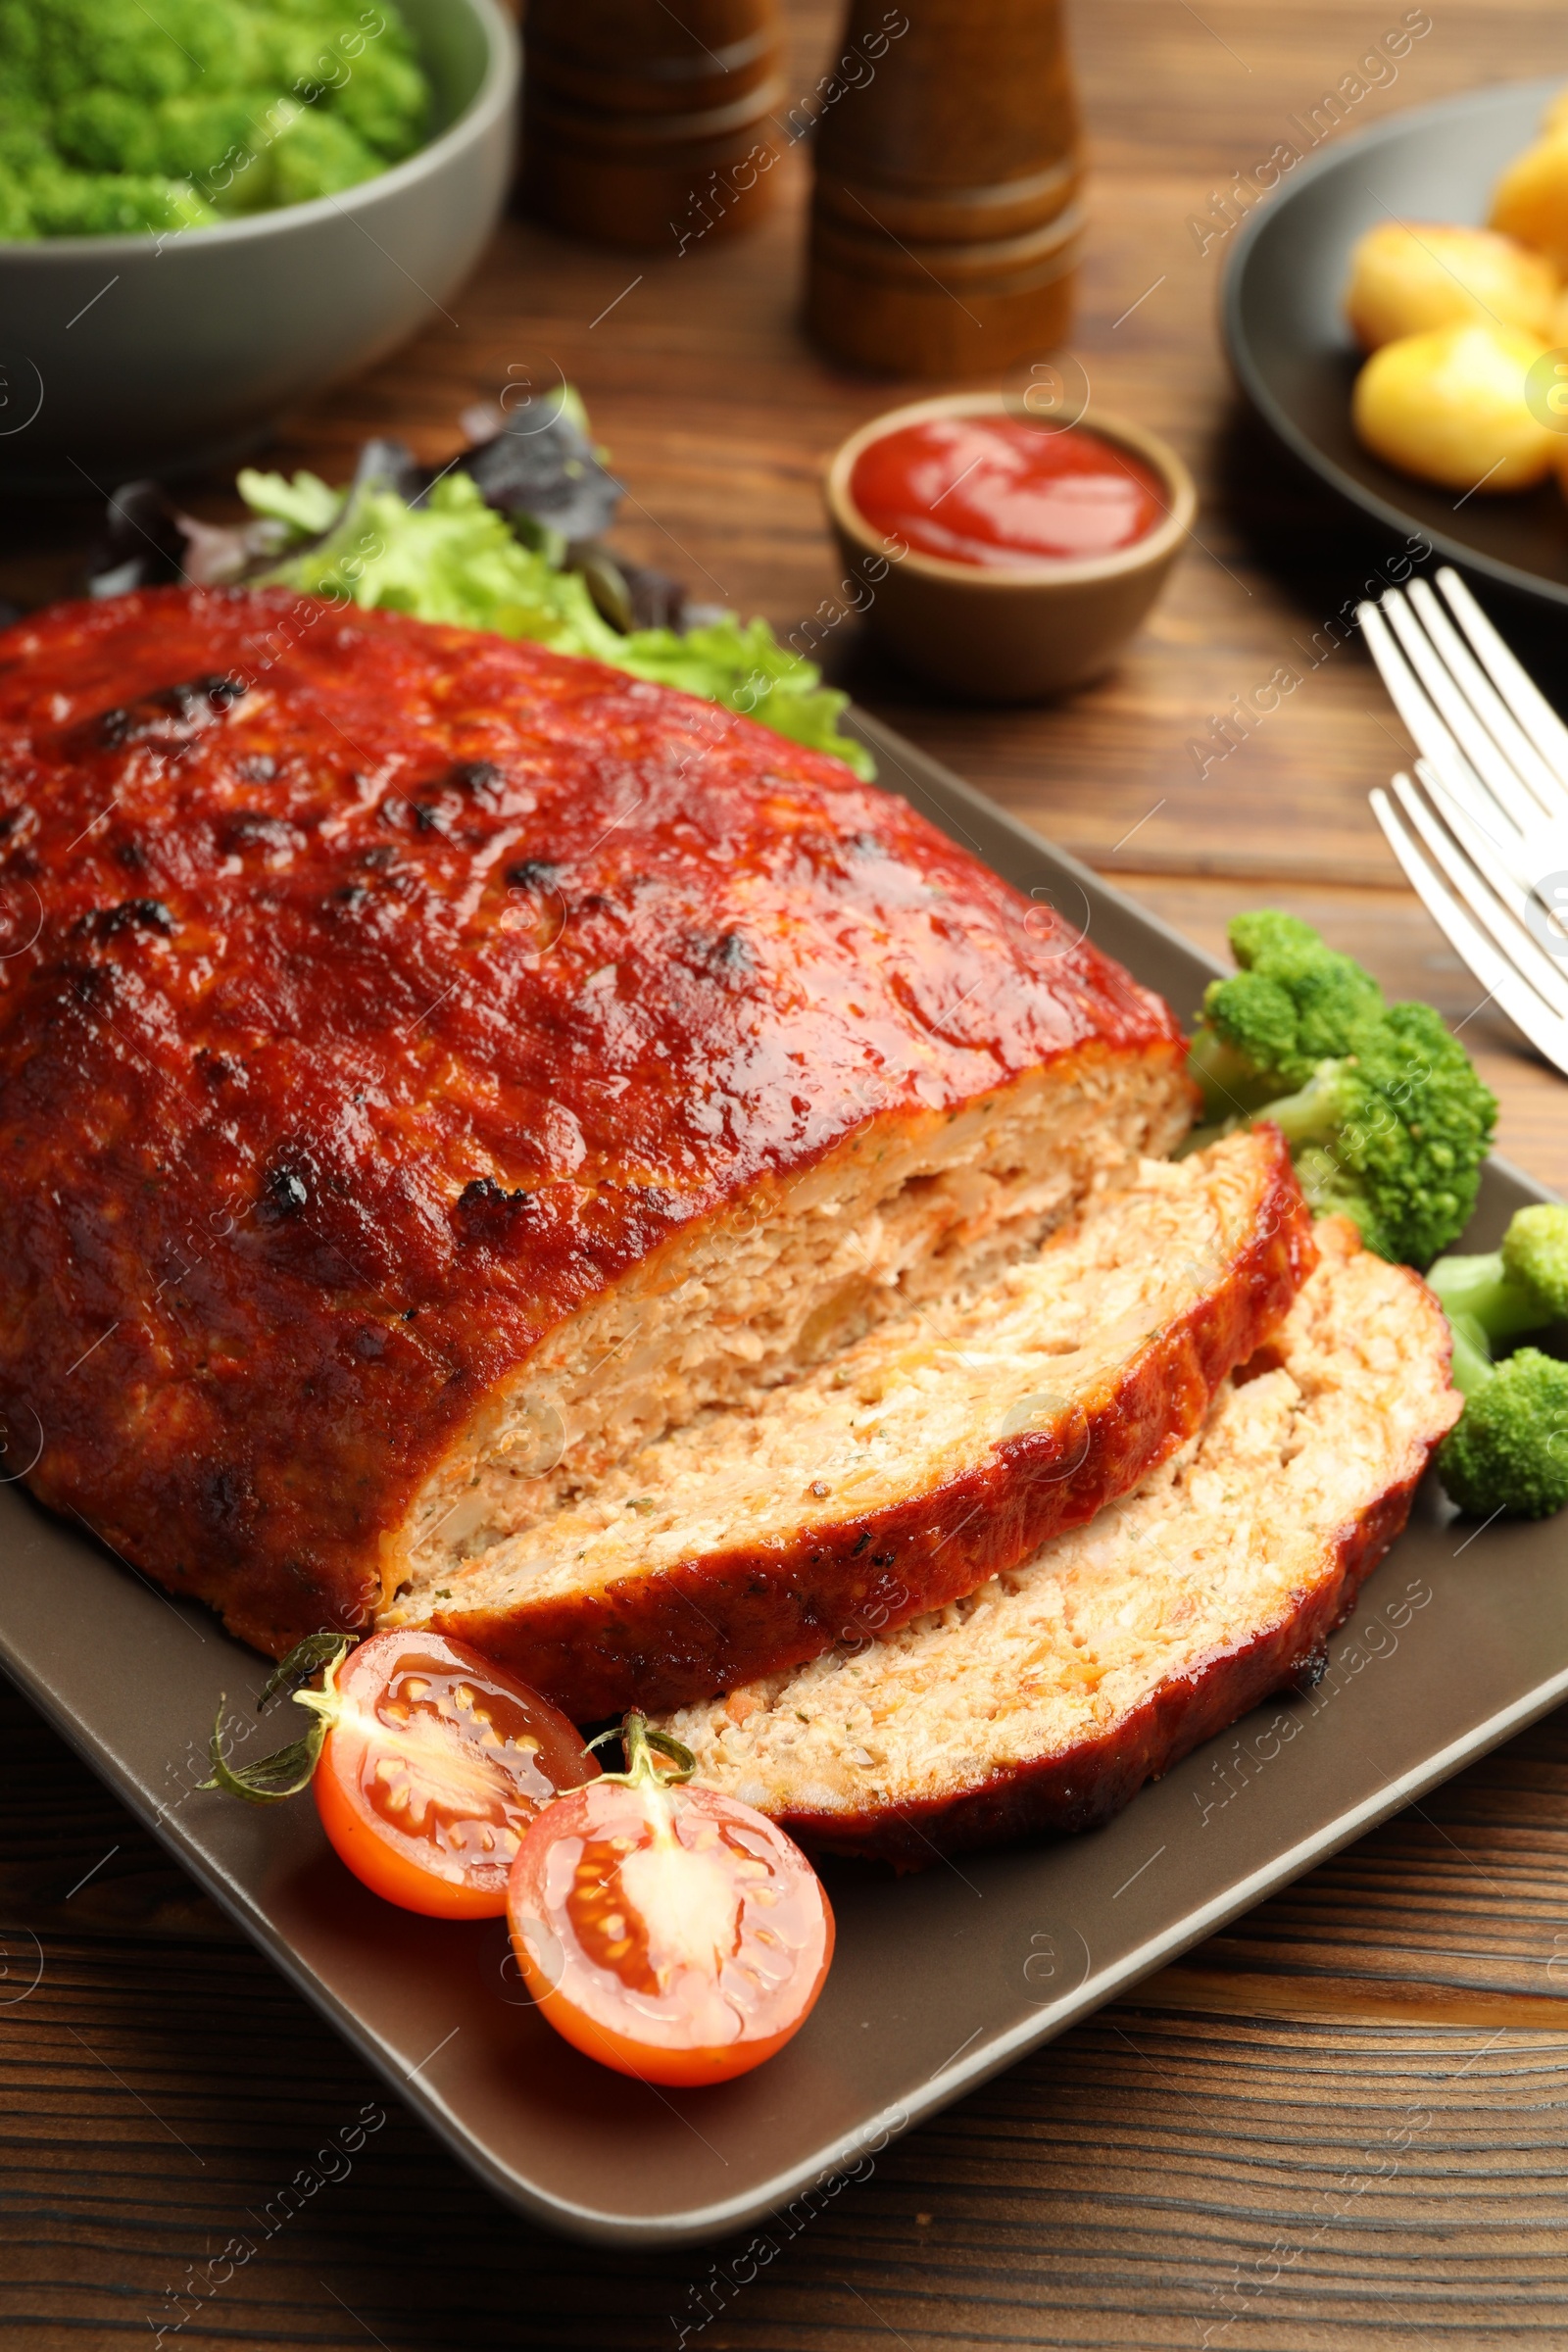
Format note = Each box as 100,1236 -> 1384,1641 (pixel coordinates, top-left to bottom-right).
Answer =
1288,1642 -> 1330,1693
682,927 -> 754,979
65,963 -> 112,1007
507,859 -> 563,893
87,673 -> 247,751
203,1465 -> 254,1531
88,707 -> 136,752
454,1176 -> 534,1248
261,1166 -> 310,1219
447,760 -> 504,794
114,838 -> 147,871
852,1531 -> 873,1556
89,898 -> 176,938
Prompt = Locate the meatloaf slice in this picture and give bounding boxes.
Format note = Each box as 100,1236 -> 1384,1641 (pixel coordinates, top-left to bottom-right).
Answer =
0,587 -> 1193,1657
388,1128 -> 1314,1716
662,1219 -> 1459,1866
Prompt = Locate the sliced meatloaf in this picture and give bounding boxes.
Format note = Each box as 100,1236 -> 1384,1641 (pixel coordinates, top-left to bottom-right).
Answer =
389,1128 -> 1314,1715
662,1219 -> 1459,1865
0,588 -> 1193,1656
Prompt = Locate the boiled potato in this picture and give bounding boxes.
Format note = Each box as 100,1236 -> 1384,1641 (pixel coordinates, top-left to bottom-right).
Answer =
1491,134 -> 1568,275
1345,220 -> 1559,348
1351,321 -> 1555,491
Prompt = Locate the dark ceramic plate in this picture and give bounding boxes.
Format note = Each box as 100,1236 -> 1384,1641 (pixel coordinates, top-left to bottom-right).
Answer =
1,710 -> 1564,2247
1224,77 -> 1568,607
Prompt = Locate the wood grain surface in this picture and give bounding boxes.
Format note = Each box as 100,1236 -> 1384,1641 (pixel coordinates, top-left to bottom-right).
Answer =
4,0 -> 1568,2343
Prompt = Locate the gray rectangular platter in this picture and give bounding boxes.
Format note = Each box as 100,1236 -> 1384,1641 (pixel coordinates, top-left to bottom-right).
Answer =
2,706 -> 1564,2247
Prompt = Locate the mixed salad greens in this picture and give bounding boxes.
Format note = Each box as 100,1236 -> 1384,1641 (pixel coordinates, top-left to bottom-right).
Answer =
90,389 -> 874,776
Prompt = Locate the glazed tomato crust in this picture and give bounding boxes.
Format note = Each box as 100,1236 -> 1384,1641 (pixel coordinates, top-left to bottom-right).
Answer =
0,587 -> 1185,1656
437,1132 -> 1318,1717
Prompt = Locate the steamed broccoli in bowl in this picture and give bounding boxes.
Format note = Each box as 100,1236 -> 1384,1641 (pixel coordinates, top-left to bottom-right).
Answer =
0,0 -> 430,237
1187,908 -> 1497,1268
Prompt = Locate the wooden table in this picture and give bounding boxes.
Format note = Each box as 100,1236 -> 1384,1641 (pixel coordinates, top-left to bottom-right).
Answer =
4,3 -> 1568,2344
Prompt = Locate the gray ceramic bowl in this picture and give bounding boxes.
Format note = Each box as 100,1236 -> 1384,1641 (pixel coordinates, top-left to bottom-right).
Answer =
0,0 -> 517,492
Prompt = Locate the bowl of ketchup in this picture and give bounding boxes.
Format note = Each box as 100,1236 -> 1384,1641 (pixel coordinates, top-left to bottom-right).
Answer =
824,392 -> 1197,701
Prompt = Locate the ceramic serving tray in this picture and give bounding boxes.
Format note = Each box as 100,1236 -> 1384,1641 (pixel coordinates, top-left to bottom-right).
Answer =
1,708 -> 1563,2246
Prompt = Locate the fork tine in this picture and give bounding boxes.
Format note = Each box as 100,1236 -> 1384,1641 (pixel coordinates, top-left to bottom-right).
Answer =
1378,590 -> 1554,838
1370,787 -> 1568,1078
1406,576 -> 1567,824
1357,597 -> 1488,802
1418,759 -> 1538,898
1392,775 -> 1568,1022
1436,565 -> 1568,801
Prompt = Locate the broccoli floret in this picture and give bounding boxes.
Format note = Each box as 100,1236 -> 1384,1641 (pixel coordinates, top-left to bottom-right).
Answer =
1439,1350 -> 1568,1520
20,0 -> 208,107
151,96 -> 265,193
53,88 -> 162,175
26,165 -> 216,235
1427,1203 -> 1568,1393
1186,912 -> 1497,1266
0,163 -> 32,236
1428,1203 -> 1568,1519
269,106 -> 380,205
1213,909 -> 1388,1088
330,43 -> 428,160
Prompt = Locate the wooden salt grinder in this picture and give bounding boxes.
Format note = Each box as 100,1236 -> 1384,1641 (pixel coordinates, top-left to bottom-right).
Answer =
521,0 -> 787,253
807,0 -> 1083,375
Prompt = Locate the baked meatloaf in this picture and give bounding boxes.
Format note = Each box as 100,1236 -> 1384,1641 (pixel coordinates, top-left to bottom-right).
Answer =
662,1220 -> 1460,1865
0,587 -> 1194,1656
389,1128 -> 1314,1715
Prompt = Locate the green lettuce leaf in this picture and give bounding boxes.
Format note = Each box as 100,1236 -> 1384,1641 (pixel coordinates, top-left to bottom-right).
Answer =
235,466 -> 343,537
252,471 -> 872,777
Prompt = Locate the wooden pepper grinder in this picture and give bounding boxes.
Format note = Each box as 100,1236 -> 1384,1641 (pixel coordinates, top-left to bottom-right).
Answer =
521,0 -> 787,253
807,0 -> 1083,375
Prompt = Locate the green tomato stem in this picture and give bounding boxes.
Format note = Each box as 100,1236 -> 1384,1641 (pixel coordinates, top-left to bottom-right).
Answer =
589,1711 -> 697,1791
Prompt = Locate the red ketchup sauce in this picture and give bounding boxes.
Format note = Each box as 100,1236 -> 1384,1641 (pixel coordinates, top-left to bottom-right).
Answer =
849,414 -> 1167,567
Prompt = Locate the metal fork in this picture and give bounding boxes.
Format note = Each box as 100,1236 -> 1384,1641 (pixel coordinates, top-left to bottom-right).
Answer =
1357,565 -> 1568,1079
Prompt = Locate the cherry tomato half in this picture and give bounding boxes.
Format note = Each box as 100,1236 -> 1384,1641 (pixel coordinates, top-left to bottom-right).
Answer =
507,1716 -> 834,2085
313,1631 -> 598,1920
